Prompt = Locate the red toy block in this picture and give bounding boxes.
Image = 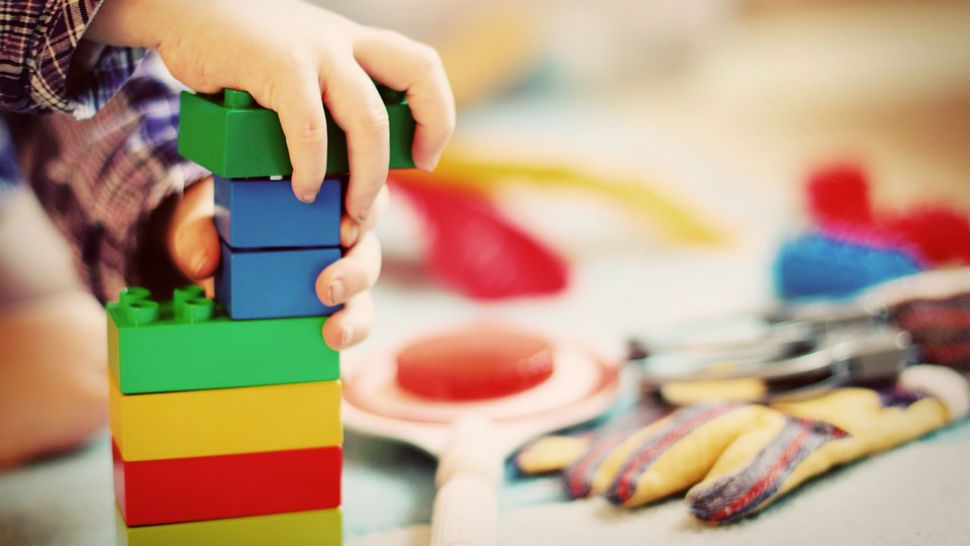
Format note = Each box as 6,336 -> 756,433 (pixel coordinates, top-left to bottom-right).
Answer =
113,441 -> 341,526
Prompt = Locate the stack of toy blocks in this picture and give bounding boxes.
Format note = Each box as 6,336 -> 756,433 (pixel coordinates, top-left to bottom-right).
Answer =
109,86 -> 414,546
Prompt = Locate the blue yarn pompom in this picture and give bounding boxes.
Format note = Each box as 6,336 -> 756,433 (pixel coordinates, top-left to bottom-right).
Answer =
774,233 -> 922,300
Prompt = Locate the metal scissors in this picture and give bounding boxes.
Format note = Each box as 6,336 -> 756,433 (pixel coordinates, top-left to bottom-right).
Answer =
629,268 -> 970,403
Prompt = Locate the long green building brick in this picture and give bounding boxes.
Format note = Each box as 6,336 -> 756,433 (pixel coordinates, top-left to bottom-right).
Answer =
107,286 -> 338,394
178,87 -> 416,178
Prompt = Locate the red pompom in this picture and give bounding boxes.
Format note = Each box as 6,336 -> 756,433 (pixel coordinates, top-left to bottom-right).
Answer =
881,207 -> 970,266
804,162 -> 970,267
395,327 -> 555,401
806,163 -> 873,228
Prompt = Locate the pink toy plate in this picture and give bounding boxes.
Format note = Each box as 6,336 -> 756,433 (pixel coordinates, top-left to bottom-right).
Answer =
342,336 -> 620,546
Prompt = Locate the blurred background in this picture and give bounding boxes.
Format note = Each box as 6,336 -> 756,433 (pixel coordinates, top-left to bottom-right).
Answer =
330,0 -> 968,197
320,0 -> 970,347
323,3 -> 970,537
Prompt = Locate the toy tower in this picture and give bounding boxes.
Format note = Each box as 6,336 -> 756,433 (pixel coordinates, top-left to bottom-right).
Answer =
109,86 -> 415,545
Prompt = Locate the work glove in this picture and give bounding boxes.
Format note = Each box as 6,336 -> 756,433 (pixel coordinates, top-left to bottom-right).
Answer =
515,365 -> 969,523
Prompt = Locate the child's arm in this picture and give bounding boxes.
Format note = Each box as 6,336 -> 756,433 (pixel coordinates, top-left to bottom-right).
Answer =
87,0 -> 455,219
6,0 -> 452,350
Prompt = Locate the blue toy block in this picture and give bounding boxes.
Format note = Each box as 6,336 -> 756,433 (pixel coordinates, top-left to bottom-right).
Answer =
216,242 -> 342,319
214,176 -> 343,249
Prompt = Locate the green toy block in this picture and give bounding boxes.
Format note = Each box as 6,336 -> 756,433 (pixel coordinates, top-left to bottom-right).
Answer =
178,86 -> 416,178
107,286 -> 338,394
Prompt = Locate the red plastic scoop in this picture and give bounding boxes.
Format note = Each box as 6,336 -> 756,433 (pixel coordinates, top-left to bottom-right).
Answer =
395,327 -> 555,401
389,174 -> 569,300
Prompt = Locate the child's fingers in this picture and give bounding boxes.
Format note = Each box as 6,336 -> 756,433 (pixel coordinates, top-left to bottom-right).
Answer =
322,291 -> 374,350
353,29 -> 455,171
167,178 -> 222,281
256,66 -> 329,204
315,231 -> 382,307
341,185 -> 389,247
323,61 -> 390,223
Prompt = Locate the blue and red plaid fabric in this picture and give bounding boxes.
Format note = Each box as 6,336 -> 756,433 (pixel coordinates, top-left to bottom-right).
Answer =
891,293 -> 970,371
0,0 -> 207,299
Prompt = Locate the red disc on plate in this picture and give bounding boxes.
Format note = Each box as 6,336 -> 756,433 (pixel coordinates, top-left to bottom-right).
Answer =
395,327 -> 555,401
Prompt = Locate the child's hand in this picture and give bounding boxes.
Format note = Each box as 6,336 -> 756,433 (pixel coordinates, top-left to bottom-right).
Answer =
88,0 -> 455,349
90,0 -> 454,217
166,176 -> 385,350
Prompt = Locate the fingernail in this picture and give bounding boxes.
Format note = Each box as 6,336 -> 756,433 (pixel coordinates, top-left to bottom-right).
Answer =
342,222 -> 360,246
340,323 -> 356,348
190,250 -> 208,277
299,190 -> 318,204
328,278 -> 345,306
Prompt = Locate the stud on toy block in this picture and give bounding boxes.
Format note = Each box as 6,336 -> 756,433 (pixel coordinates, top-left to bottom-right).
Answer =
215,242 -> 341,320
115,507 -> 342,546
178,86 -> 416,178
107,286 -> 338,394
109,378 -> 342,461
114,442 -> 341,526
214,175 -> 343,249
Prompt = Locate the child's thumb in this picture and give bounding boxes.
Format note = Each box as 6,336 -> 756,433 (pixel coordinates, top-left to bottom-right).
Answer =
171,217 -> 221,281
166,177 -> 221,281
172,217 -> 220,281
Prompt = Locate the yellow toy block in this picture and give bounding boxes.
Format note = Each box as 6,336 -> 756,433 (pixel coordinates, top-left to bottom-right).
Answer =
116,507 -> 342,546
110,378 -> 342,461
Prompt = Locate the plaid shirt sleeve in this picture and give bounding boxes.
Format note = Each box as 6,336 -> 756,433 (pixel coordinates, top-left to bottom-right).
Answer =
0,0 -> 146,116
15,55 -> 209,301
1,0 -> 209,300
